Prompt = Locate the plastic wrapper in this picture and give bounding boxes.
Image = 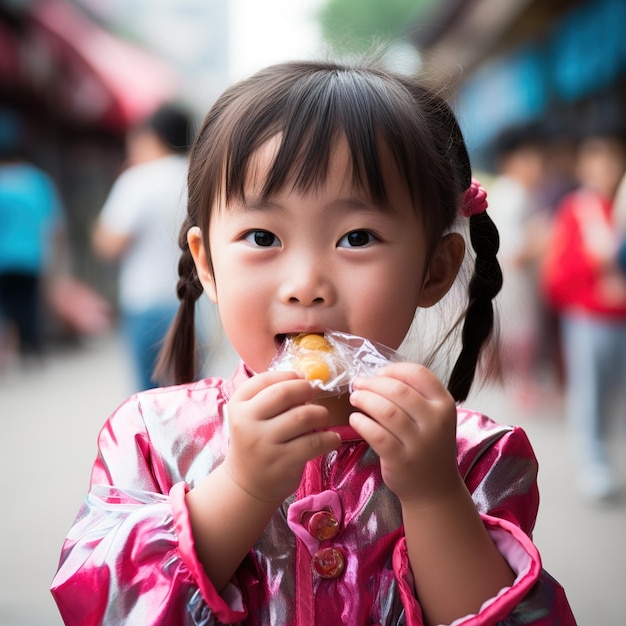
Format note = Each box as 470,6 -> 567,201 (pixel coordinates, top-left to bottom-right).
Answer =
269,331 -> 401,397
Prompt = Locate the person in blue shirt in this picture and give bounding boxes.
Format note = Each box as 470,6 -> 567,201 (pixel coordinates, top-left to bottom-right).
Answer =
0,146 -> 65,362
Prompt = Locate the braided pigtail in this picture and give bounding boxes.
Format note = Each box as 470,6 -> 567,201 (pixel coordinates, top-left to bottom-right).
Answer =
447,210 -> 503,402
154,217 -> 205,386
397,86 -> 503,402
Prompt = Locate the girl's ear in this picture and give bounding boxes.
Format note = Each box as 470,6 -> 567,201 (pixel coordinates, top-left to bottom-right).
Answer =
418,233 -> 465,308
187,226 -> 217,303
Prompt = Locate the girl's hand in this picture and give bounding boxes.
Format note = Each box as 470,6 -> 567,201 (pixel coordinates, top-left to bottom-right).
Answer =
348,362 -> 462,505
223,370 -> 341,505
350,363 -> 516,625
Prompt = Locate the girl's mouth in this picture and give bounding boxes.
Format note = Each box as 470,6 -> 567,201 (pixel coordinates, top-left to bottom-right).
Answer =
275,331 -> 325,349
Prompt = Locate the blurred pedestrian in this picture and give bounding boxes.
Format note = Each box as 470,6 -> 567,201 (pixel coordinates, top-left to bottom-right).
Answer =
92,103 -> 193,391
541,126 -> 626,501
487,126 -> 551,405
0,146 -> 66,368
533,125 -> 579,393
614,171 -> 626,275
536,123 -> 578,216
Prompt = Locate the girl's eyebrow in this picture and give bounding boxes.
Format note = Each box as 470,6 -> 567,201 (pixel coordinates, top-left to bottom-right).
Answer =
328,197 -> 389,213
258,195 -> 387,211
231,195 -> 283,213
234,193 -> 392,215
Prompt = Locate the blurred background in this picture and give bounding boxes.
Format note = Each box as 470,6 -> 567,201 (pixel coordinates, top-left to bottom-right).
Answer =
1,0 -> 625,624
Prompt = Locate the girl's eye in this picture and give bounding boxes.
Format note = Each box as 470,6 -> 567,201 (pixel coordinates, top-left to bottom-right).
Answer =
338,230 -> 376,248
244,230 -> 280,247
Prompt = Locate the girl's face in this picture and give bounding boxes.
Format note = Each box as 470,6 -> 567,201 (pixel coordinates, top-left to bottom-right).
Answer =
576,137 -> 626,199
190,137 -> 462,373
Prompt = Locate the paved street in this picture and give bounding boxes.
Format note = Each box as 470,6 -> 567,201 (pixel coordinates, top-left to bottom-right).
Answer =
0,334 -> 624,625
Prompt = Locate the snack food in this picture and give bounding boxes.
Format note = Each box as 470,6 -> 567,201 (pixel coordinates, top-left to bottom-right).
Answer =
292,334 -> 337,384
270,331 -> 399,396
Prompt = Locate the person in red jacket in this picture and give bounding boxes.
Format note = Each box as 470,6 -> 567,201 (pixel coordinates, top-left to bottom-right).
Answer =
542,127 -> 626,501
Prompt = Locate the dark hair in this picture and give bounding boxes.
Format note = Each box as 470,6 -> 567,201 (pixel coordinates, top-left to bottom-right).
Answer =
145,103 -> 194,154
155,59 -> 502,402
493,123 -> 545,159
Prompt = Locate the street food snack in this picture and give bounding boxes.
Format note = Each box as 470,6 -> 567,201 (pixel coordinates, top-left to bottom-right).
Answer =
270,331 -> 399,396
292,334 -> 337,384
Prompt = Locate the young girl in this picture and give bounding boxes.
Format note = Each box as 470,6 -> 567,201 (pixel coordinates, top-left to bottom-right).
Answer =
51,59 -> 576,625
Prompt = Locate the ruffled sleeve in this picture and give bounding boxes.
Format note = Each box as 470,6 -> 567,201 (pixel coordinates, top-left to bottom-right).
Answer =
50,391 -> 247,625
391,411 -> 576,625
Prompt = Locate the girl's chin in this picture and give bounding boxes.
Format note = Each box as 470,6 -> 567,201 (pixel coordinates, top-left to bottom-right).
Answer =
243,356 -> 278,376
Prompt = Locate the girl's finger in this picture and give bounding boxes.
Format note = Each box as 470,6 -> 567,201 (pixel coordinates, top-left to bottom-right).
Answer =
349,387 -> 412,443
271,403 -> 333,443
349,410 -> 400,459
282,429 -> 342,463
230,369 -> 304,402
231,373 -> 316,419
351,372 -> 433,429
358,361 -> 450,402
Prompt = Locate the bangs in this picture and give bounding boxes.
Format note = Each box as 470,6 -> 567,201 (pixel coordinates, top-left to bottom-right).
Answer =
189,60 -> 467,243
222,64 -> 437,210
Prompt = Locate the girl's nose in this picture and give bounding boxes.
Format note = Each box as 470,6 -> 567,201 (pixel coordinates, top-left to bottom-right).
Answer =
279,256 -> 335,306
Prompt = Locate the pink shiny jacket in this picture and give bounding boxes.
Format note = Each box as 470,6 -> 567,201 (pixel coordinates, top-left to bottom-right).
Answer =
51,362 -> 576,625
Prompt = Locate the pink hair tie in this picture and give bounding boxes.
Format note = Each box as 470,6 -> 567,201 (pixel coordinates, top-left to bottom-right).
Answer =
460,178 -> 488,217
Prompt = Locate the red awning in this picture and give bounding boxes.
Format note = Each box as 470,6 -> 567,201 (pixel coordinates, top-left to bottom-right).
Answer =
25,0 -> 179,131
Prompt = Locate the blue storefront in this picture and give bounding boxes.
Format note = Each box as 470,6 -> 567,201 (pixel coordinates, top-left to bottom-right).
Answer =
458,0 -> 626,165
